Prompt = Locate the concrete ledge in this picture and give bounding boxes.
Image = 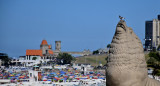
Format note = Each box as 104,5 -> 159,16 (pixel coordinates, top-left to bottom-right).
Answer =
0,79 -> 10,83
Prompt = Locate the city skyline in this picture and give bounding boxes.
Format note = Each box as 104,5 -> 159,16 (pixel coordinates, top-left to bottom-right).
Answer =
0,0 -> 160,57
145,15 -> 160,51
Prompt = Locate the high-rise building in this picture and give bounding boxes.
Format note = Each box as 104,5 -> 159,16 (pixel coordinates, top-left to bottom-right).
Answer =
158,15 -> 160,20
145,15 -> 160,51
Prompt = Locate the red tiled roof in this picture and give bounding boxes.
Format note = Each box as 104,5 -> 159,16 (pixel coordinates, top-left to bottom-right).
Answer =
26,50 -> 43,56
48,45 -> 51,49
48,50 -> 54,54
41,40 -> 48,45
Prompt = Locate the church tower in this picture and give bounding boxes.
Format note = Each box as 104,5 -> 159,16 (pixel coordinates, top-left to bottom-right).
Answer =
40,40 -> 49,55
55,41 -> 61,51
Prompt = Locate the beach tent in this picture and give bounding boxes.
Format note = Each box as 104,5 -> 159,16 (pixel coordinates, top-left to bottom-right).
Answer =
60,71 -> 66,74
99,77 -> 105,79
50,72 -> 56,75
89,71 -> 94,74
54,75 -> 58,78
47,79 -> 51,81
54,77 -> 60,80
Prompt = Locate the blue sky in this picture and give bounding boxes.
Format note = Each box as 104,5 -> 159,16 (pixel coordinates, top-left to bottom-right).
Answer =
0,0 -> 160,57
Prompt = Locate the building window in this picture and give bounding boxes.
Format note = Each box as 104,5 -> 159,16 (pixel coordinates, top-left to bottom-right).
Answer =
46,50 -> 48,54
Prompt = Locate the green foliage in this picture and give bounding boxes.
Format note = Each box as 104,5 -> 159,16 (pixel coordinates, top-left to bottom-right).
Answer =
152,47 -> 157,52
147,52 -> 160,77
52,64 -> 54,69
37,61 -> 42,67
105,56 -> 108,61
32,57 -> 37,60
157,45 -> 160,51
148,52 -> 160,62
72,57 -> 76,62
93,50 -> 99,54
57,53 -> 74,64
0,53 -> 11,67
107,44 -> 111,48
75,54 -> 107,66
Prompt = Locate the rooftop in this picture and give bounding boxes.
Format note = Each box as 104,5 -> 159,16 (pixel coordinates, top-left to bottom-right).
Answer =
26,50 -> 43,56
41,40 -> 48,45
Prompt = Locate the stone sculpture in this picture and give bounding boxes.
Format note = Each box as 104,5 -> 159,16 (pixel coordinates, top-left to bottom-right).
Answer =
106,20 -> 160,86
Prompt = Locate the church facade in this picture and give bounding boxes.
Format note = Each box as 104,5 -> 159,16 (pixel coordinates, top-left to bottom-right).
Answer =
23,40 -> 56,66
11,40 -> 61,67
26,40 -> 55,61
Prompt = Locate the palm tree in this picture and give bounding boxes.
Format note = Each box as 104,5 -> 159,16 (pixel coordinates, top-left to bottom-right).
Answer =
147,52 -> 160,78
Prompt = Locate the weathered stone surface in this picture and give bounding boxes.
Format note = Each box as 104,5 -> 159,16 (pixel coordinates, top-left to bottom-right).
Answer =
106,20 -> 160,86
